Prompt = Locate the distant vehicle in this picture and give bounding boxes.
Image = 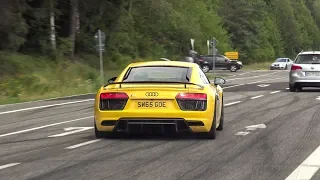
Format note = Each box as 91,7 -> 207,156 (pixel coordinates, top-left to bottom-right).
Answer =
94,60 -> 226,139
199,54 -> 243,73
289,51 -> 320,92
270,58 -> 293,70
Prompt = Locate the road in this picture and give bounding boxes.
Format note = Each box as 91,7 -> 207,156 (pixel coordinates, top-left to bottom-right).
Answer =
1,70 -> 320,180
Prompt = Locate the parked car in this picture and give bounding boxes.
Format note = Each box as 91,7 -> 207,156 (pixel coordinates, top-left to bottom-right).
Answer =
199,54 -> 243,73
270,58 -> 293,70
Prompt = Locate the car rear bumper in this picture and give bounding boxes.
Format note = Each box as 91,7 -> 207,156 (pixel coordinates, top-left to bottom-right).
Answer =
290,72 -> 320,83
290,73 -> 320,87
94,111 -> 214,133
290,79 -> 320,87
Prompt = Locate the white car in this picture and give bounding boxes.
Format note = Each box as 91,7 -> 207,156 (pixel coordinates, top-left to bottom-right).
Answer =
270,58 -> 293,70
289,51 -> 320,92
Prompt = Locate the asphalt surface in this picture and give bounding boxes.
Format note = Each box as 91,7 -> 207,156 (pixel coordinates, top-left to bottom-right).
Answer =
1,69 -> 320,180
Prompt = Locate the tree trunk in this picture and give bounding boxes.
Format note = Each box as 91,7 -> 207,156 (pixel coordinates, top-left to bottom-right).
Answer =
69,0 -> 78,61
50,0 -> 56,51
129,0 -> 133,13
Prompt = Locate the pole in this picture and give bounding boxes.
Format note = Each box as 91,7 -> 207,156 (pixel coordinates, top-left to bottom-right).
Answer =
212,37 -> 216,78
98,30 -> 104,85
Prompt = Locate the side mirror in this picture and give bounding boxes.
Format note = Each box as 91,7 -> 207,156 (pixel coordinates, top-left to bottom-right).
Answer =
108,76 -> 117,83
214,77 -> 226,85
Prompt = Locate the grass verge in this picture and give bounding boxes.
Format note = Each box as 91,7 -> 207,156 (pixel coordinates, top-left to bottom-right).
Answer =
0,52 -> 125,105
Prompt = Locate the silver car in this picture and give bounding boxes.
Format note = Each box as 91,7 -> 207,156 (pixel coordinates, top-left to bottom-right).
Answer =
289,51 -> 320,92
270,58 -> 293,70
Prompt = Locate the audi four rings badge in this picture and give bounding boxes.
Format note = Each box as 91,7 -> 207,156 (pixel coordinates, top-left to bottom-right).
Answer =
145,92 -> 159,97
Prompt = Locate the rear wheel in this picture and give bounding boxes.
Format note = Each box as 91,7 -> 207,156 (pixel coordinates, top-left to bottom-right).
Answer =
289,83 -> 296,92
95,122 -> 106,138
217,98 -> 224,131
201,100 -> 218,139
230,65 -> 238,72
94,121 -> 116,138
289,83 -> 303,92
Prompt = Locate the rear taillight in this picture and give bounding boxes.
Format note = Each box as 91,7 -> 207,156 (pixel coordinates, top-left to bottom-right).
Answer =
175,93 -> 207,111
291,64 -> 302,71
100,92 -> 128,110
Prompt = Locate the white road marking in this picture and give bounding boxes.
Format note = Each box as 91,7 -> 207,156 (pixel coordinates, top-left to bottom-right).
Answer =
65,139 -> 101,149
257,84 -> 270,87
285,145 -> 320,180
0,93 -> 95,108
246,77 -> 284,85
0,116 -> 93,138
316,96 -> 320,100
245,124 -> 266,131
0,99 -> 94,115
250,95 -> 264,99
0,163 -> 20,170
222,84 -> 245,89
227,71 -> 278,81
270,90 -> 281,94
235,132 -> 250,136
48,127 -> 93,137
225,101 -> 242,106
223,77 -> 285,89
286,88 -> 289,90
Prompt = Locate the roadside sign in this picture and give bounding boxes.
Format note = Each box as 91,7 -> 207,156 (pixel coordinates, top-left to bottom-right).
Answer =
225,52 -> 239,60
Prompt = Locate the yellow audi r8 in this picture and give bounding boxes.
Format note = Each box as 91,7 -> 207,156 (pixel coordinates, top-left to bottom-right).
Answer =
94,60 -> 226,139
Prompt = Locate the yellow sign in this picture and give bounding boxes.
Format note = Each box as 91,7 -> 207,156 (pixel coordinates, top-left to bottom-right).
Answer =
224,52 -> 239,60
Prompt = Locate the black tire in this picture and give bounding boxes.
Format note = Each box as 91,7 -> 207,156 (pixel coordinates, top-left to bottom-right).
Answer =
289,83 -> 302,92
202,98 -> 218,139
296,85 -> 303,92
202,65 -> 210,73
289,83 -> 296,92
94,121 -> 116,138
217,98 -> 224,131
95,122 -> 106,138
230,64 -> 238,72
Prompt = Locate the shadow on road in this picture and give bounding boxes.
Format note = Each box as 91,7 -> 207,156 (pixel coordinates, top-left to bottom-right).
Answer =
295,88 -> 320,93
84,131 -> 218,141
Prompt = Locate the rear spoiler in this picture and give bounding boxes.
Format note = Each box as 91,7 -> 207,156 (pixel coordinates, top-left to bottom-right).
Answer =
104,81 -> 204,89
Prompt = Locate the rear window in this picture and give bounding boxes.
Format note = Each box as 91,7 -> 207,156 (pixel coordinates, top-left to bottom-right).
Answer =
122,66 -> 190,82
295,54 -> 320,64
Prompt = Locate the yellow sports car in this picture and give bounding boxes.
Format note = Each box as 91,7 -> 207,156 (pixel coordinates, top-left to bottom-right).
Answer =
94,60 -> 226,139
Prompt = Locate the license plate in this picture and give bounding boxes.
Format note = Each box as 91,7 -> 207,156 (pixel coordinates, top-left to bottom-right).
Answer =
137,101 -> 168,108
306,71 -> 320,76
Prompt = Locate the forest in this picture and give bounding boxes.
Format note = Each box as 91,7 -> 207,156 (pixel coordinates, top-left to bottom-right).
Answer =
1,0 -> 320,103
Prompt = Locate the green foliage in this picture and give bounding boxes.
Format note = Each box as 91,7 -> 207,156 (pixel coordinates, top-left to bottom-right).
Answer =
2,0 -> 320,62
2,0 -> 320,103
